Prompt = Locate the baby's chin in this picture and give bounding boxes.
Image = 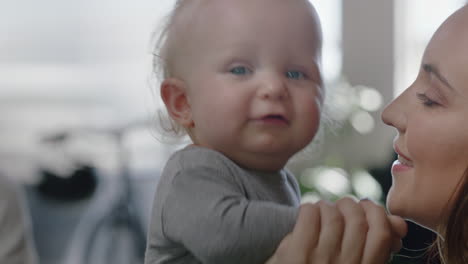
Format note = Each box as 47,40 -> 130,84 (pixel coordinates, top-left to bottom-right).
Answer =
234,155 -> 289,172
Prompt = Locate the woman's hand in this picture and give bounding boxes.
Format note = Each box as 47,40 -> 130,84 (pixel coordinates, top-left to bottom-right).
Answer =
266,197 -> 407,264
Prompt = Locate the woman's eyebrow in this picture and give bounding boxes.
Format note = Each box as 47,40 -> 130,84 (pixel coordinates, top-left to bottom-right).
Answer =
422,63 -> 455,91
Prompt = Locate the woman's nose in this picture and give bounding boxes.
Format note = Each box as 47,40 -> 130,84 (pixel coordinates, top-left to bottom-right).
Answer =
259,74 -> 289,100
381,90 -> 407,133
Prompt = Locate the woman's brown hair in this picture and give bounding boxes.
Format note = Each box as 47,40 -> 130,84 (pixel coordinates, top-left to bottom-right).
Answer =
436,169 -> 468,264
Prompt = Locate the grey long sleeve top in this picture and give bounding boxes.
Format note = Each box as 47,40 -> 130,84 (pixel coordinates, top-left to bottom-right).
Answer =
145,145 -> 300,264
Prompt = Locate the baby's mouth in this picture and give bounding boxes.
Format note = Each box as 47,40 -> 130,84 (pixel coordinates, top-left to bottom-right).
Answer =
259,114 -> 289,125
265,114 -> 284,120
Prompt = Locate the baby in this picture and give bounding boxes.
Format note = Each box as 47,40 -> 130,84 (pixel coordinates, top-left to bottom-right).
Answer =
145,0 -> 399,263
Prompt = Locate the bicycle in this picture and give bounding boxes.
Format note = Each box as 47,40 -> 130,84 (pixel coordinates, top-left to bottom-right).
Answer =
42,120 -> 153,264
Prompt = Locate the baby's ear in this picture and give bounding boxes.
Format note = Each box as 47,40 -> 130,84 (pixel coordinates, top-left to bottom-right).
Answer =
160,78 -> 194,128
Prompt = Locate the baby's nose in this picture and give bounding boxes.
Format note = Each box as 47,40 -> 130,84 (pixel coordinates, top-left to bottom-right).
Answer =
259,74 -> 289,100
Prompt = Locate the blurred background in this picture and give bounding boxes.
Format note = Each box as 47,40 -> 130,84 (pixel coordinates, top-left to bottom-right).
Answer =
1,0 -> 466,263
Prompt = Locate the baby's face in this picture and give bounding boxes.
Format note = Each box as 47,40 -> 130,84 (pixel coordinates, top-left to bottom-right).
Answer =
174,0 -> 323,171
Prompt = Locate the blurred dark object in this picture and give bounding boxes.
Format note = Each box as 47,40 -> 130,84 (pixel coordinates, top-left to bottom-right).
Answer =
37,165 -> 97,201
390,221 -> 440,264
41,131 -> 69,144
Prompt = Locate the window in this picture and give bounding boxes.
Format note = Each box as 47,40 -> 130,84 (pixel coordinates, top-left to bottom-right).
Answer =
394,0 -> 466,96
311,0 -> 342,82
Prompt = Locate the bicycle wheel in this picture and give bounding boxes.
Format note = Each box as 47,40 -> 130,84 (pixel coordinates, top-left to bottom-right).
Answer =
64,182 -> 146,264
84,213 -> 145,264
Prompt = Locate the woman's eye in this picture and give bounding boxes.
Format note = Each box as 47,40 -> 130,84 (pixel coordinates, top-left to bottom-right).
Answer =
416,93 -> 439,107
230,66 -> 250,75
286,71 -> 305,80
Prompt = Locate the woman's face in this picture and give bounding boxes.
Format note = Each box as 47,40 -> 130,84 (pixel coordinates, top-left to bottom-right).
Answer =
381,5 -> 468,231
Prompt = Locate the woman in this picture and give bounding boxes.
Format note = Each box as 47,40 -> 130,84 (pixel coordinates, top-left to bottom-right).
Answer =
269,4 -> 468,264
381,4 -> 468,263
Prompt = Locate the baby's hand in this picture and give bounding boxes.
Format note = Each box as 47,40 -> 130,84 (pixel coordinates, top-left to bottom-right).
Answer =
266,197 -> 407,264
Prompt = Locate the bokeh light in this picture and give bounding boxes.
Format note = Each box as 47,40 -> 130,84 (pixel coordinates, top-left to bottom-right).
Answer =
301,192 -> 322,204
350,110 -> 375,134
300,167 -> 351,197
358,87 -> 383,112
351,170 -> 383,201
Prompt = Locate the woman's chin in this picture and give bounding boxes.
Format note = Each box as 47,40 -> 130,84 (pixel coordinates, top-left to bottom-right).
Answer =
386,191 -> 407,218
386,187 -> 444,231
386,196 -> 438,232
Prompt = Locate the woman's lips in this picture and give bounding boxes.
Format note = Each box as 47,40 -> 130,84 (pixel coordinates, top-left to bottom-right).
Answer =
392,146 -> 413,173
392,159 -> 413,173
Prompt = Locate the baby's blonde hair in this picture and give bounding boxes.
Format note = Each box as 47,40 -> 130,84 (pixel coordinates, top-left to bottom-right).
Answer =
152,0 -> 194,139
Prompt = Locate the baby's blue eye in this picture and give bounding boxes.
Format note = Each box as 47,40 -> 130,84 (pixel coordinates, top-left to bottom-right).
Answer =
230,66 -> 250,75
286,71 -> 305,79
